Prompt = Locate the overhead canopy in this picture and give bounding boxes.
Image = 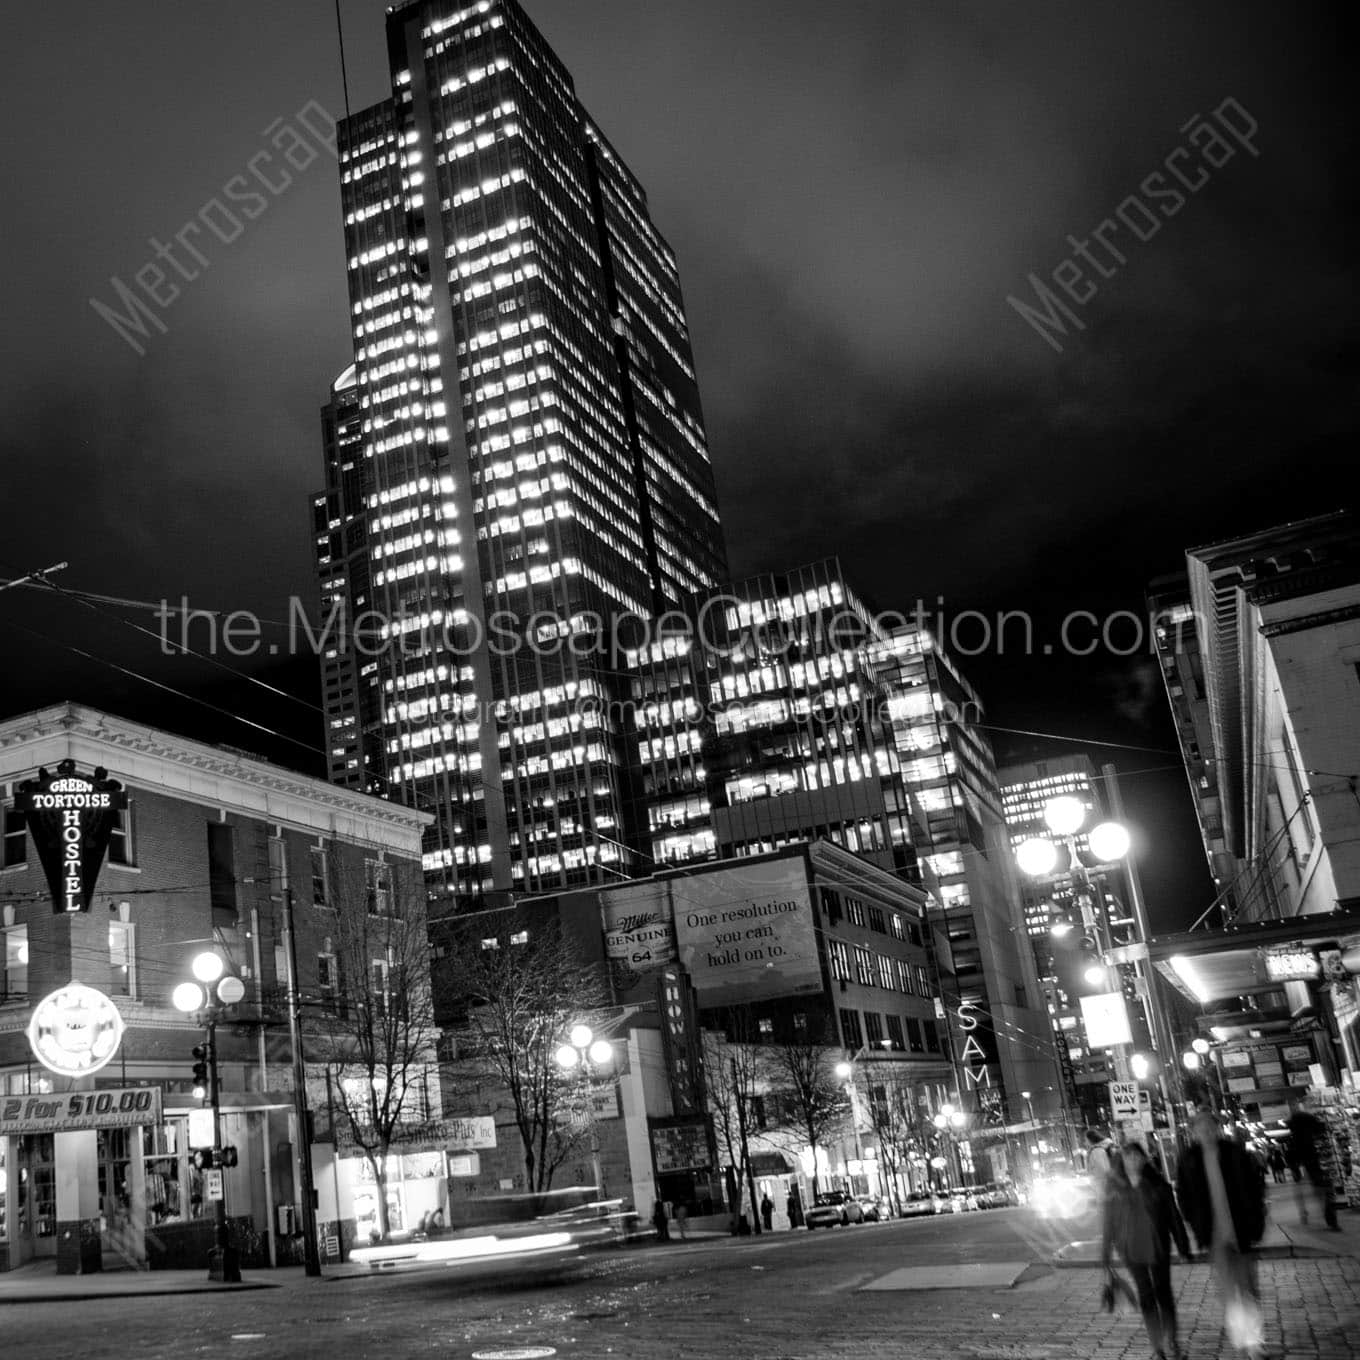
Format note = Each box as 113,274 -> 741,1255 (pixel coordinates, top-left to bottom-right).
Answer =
748,1152 -> 793,1176
1147,906 -> 1360,1006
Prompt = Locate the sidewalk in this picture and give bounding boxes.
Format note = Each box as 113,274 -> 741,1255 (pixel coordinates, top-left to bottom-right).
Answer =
0,1260 -> 282,1304
1053,1180 -> 1357,1266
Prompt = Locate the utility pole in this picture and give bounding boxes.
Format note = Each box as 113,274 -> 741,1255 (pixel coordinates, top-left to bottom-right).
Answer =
281,888 -> 323,1275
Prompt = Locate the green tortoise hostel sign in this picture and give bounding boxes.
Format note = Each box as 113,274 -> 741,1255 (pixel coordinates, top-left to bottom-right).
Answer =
16,759 -> 127,913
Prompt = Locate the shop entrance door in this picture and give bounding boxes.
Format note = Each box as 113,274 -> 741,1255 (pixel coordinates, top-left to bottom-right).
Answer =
98,1127 -> 139,1269
20,1135 -> 58,1259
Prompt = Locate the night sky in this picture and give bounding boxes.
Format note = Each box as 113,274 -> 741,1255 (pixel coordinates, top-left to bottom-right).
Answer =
1,1 -> 1353,932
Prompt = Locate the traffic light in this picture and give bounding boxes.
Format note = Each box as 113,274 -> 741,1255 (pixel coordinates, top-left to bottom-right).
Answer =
192,1147 -> 215,1170
1076,933 -> 1107,990
191,1045 -> 209,1100
218,1145 -> 238,1168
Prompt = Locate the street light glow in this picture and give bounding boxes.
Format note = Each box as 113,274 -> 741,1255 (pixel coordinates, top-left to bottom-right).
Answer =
1083,964 -> 1108,987
835,1061 -> 852,1079
1191,1037 -> 1211,1055
569,1023 -> 594,1049
1182,1050 -> 1202,1071
1050,919 -> 1074,938
1016,837 -> 1059,876
1088,821 -> 1131,862
554,1044 -> 579,1070
587,1039 -> 613,1066
1042,795 -> 1087,837
192,951 -> 225,983
172,981 -> 205,1013
1131,1052 -> 1151,1080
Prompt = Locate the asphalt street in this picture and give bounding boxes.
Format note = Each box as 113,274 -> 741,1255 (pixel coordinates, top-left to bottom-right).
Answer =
4,1207 -> 1357,1360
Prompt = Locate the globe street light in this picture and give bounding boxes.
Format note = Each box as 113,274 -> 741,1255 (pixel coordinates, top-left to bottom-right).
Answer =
555,1023 -> 613,1199
173,950 -> 244,1283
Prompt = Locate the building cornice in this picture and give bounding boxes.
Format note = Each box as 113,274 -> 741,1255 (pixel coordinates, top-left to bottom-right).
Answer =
0,703 -> 430,854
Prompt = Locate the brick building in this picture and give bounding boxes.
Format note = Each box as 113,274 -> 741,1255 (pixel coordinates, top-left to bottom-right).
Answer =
0,704 -> 428,1272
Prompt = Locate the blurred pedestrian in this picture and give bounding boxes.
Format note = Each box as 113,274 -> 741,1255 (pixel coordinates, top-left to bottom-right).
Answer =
674,1201 -> 689,1239
787,1185 -> 804,1228
1101,1142 -> 1191,1360
1176,1111 -> 1269,1360
761,1193 -> 774,1231
1267,1146 -> 1287,1185
652,1198 -> 670,1243
1085,1127 -> 1119,1203
1285,1096 -> 1339,1230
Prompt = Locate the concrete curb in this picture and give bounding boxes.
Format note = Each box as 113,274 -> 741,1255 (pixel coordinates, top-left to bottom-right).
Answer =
0,1278 -> 278,1305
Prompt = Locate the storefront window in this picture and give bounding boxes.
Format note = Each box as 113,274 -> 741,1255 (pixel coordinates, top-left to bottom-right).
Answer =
141,1120 -> 208,1223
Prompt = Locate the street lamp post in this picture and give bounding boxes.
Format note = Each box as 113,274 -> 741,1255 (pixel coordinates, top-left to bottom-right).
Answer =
834,1057 -> 867,1194
554,1023 -> 614,1200
1016,795 -> 1137,1086
932,1104 -> 969,1189
172,950 -> 246,1283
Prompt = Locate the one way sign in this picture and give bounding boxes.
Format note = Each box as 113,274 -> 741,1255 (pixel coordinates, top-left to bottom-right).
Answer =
1109,1080 -> 1140,1121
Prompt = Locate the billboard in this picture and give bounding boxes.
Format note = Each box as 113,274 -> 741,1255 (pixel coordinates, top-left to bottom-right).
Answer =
601,881 -> 676,966
1079,991 -> 1133,1049
670,857 -> 821,1007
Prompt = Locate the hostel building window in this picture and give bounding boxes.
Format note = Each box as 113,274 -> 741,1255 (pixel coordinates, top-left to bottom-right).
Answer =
366,859 -> 394,916
2,924 -> 27,1003
107,803 -> 135,867
311,848 -> 330,907
2,805 -> 25,868
839,1007 -> 863,1050
108,920 -> 136,998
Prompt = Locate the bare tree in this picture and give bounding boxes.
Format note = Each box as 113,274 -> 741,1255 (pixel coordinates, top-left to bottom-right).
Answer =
702,1008 -> 763,1230
763,1018 -> 850,1199
440,910 -> 609,1194
309,857 -> 440,1241
863,1066 -> 928,1213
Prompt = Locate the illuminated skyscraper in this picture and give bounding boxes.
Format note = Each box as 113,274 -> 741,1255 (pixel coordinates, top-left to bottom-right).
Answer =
312,0 -> 726,906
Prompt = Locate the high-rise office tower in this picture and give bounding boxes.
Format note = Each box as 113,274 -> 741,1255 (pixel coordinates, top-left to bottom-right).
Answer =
311,0 -> 727,906
874,628 -> 1063,1129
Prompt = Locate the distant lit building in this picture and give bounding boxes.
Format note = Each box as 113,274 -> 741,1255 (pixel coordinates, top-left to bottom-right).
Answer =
626,560 -> 917,877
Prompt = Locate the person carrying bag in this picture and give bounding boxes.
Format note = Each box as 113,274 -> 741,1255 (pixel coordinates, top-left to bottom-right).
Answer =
1101,1141 -> 1192,1360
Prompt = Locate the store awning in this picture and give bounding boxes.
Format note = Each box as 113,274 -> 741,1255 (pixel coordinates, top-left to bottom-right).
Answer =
748,1152 -> 793,1176
1146,907 -> 1360,1006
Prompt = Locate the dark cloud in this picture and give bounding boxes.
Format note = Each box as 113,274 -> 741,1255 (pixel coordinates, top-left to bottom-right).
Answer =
2,0 -> 1353,928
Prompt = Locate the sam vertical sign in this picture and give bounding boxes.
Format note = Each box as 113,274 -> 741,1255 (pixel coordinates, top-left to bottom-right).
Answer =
17,760 -> 126,914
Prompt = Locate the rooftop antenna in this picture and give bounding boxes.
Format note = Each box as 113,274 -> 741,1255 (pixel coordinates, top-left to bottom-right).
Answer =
335,0 -> 352,120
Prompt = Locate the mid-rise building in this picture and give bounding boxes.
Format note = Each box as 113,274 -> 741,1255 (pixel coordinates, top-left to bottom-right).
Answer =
311,0 -> 727,908
626,560 -> 916,877
0,704 -> 431,1272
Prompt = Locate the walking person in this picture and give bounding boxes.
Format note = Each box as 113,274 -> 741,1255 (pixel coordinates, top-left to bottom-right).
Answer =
652,1197 -> 670,1243
761,1192 -> 775,1232
1101,1142 -> 1192,1360
1285,1096 -> 1339,1230
674,1201 -> 689,1239
1176,1111 -> 1269,1360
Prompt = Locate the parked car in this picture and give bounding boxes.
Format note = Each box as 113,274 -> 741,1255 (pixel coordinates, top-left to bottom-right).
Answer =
949,1188 -> 980,1212
856,1195 -> 888,1222
805,1190 -> 865,1229
899,1192 -> 936,1218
